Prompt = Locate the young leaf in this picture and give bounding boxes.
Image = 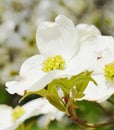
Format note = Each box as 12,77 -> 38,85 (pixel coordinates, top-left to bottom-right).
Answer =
68,71 -> 97,93
50,78 -> 69,96
46,96 -> 65,111
47,83 -> 59,97
20,89 -> 48,102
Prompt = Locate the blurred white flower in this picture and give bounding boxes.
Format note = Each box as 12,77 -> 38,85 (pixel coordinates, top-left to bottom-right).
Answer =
82,36 -> 114,103
0,20 -> 15,44
6,15 -> 97,95
0,98 -> 64,130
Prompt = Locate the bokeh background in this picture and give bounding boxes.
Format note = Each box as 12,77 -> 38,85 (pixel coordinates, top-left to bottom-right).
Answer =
0,0 -> 114,130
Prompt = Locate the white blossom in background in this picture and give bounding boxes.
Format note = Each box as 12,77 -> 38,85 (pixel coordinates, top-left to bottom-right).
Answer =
6,15 -> 98,95
0,98 -> 64,130
35,0 -> 57,24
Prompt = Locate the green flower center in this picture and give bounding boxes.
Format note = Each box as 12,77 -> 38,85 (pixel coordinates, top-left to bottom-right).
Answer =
42,55 -> 65,72
104,61 -> 114,81
12,106 -> 26,120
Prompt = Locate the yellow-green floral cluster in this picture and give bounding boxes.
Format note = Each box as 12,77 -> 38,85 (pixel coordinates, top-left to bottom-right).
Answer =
104,61 -> 114,81
42,55 -> 65,72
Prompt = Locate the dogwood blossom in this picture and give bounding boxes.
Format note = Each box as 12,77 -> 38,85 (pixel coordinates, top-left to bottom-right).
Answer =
5,15 -> 98,95
0,98 -> 64,130
82,36 -> 114,103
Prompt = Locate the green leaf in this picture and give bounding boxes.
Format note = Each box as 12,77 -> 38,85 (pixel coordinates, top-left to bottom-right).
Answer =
75,92 -> 85,99
68,71 -> 97,93
19,89 -> 48,102
50,78 -> 69,96
46,96 -> 65,111
47,83 -> 59,97
35,89 -> 49,96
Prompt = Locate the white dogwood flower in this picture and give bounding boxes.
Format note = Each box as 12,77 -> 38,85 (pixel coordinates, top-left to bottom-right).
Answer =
6,15 -> 97,95
82,36 -> 114,103
0,98 -> 64,130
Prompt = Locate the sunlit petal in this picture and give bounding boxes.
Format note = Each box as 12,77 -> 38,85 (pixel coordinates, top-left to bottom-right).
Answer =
36,15 -> 77,60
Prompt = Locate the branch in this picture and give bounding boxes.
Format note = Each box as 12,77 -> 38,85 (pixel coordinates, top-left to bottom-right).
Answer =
75,117 -> 114,128
68,104 -> 114,128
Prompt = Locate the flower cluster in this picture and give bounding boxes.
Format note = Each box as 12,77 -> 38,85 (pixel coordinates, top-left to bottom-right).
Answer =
4,15 -> 114,129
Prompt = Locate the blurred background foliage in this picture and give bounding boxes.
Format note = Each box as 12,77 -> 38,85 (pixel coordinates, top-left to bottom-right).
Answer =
0,0 -> 114,130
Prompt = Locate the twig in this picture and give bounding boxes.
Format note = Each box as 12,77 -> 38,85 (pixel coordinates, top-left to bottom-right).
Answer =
68,104 -> 114,128
75,117 -> 114,128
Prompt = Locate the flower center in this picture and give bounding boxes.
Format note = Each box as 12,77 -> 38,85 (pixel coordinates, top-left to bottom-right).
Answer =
42,55 -> 65,72
104,61 -> 114,81
12,106 -> 26,120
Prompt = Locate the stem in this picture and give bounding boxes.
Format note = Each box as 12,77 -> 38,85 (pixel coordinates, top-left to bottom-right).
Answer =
75,117 -> 114,128
68,104 -> 114,128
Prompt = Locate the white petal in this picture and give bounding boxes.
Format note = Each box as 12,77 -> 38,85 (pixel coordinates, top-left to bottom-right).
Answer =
36,15 -> 77,60
83,75 -> 114,103
28,70 -> 67,92
55,15 -> 79,59
20,54 -> 45,77
6,70 -> 66,95
6,80 -> 35,95
6,54 -> 46,95
0,105 -> 14,130
17,98 -> 49,123
83,36 -> 114,53
27,70 -> 58,91
76,24 -> 101,43
66,42 -> 97,75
